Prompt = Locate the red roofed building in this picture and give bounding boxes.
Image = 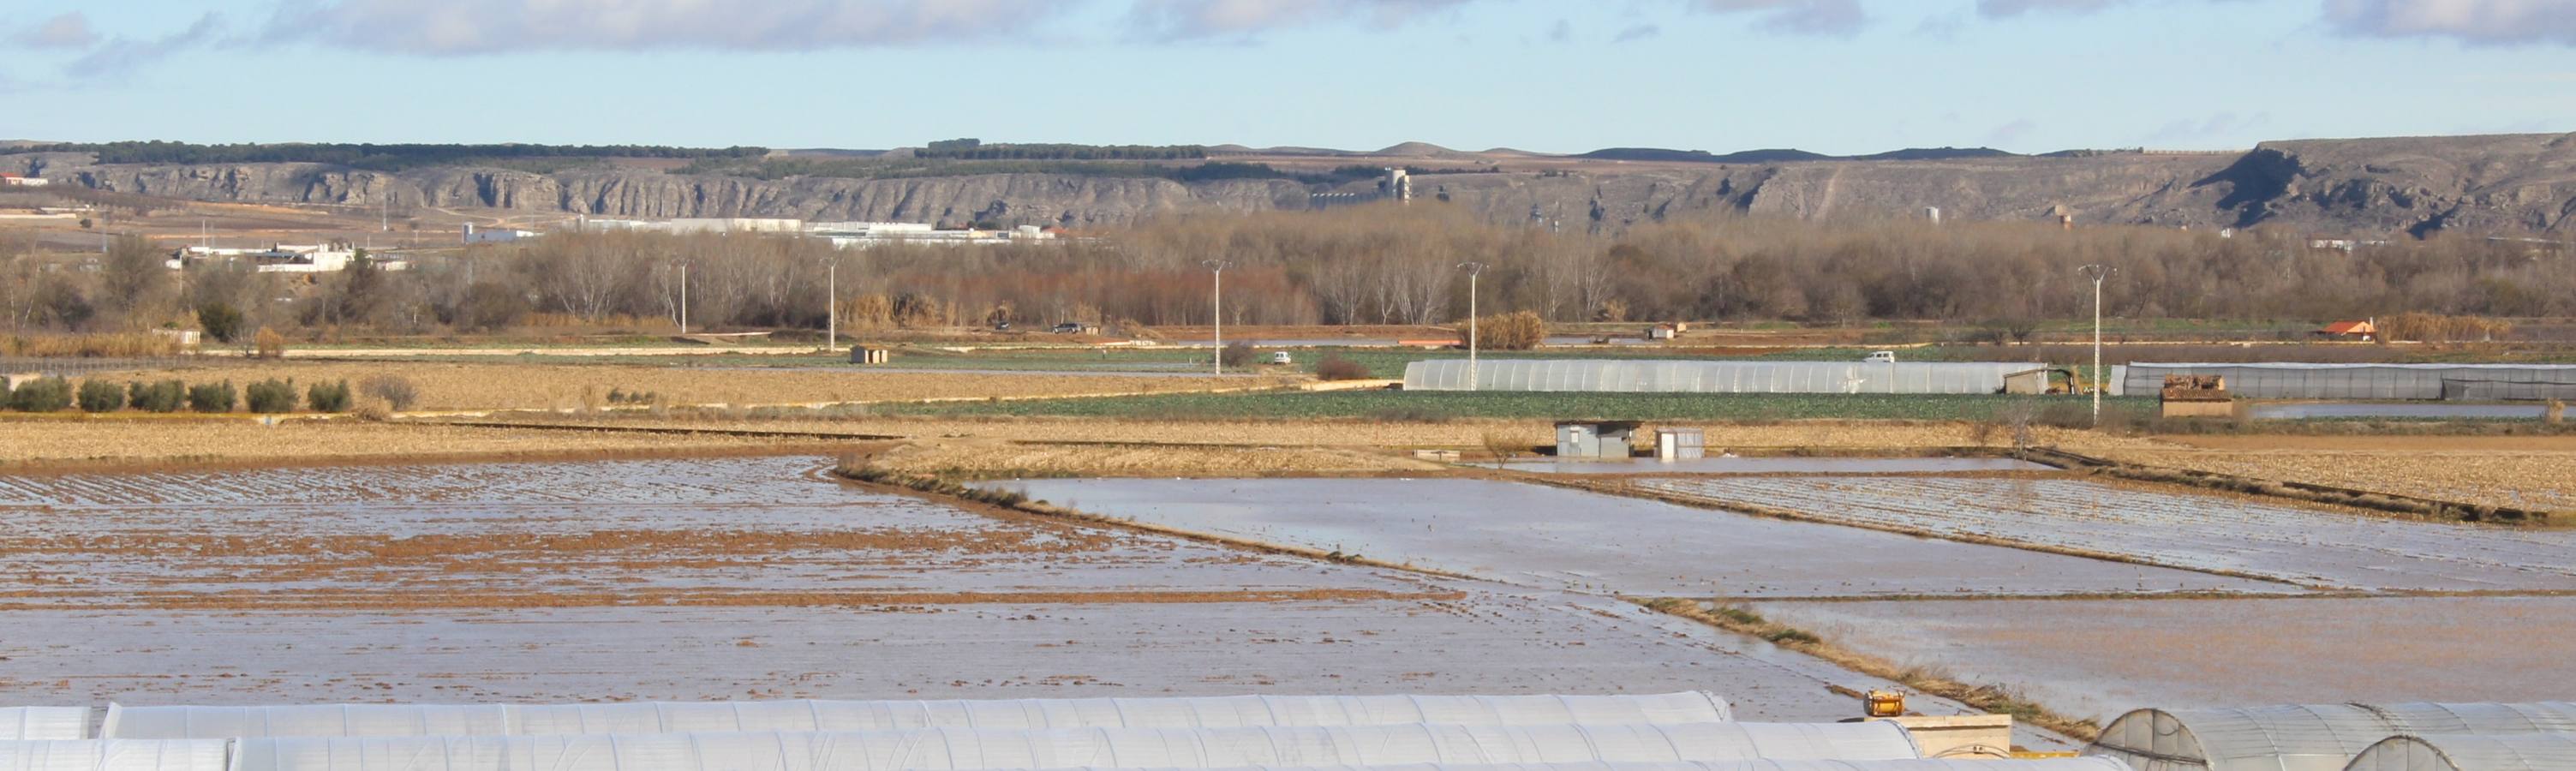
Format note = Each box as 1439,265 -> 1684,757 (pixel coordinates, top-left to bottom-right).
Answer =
2318,320 -> 2376,341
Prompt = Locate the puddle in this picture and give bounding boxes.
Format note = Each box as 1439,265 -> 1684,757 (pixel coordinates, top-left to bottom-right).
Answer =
985,478 -> 2280,598
1639,476 -> 2576,592
1497,457 -> 2055,475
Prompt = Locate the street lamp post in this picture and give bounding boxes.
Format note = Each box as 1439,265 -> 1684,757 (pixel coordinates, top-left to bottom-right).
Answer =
1459,261 -> 1487,391
1202,260 -> 1229,375
2077,264 -> 2114,425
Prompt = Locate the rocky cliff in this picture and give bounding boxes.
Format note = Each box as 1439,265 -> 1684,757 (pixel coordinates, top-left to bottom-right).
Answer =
13,132 -> 2574,236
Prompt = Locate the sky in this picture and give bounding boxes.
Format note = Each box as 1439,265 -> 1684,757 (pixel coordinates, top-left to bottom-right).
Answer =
3,0 -> 2572,155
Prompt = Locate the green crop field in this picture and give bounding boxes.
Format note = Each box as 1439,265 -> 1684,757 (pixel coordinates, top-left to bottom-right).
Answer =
866,389 -> 2157,422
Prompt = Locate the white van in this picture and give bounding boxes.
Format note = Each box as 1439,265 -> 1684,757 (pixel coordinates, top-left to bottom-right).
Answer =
1270,351 -> 1294,366
1864,350 -> 1898,363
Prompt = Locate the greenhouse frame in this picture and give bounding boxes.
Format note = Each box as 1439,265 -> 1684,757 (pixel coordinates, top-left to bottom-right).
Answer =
211,723 -> 1922,771
2341,732 -> 2576,771
2085,702 -> 2576,771
2121,363 -> 2576,401
1402,361 -> 2043,395
103,694 -> 1734,739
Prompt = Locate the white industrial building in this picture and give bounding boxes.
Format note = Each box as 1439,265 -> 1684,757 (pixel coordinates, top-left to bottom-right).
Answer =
462,224 -> 538,244
170,244 -> 410,273
564,217 -> 1057,248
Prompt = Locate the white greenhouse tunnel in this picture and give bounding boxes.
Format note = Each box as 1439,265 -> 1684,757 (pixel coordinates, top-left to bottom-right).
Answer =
102,694 -> 1736,740
0,739 -> 228,771
222,723 -> 1924,771
0,710 -> 87,741
2340,732 -> 2576,771
2084,702 -> 2576,771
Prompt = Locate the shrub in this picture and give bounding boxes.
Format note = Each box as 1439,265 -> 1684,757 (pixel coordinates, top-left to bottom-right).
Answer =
245,378 -> 300,414
7,377 -> 73,412
359,374 -> 421,411
1218,341 -> 1256,368
188,380 -> 236,413
196,302 -> 246,343
77,380 -> 125,413
252,326 -> 286,359
129,380 -> 186,413
307,380 -> 353,413
1313,353 -> 1371,380
1470,310 -> 1546,350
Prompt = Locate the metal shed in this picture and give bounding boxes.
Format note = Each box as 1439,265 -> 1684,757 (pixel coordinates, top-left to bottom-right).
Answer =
2086,702 -> 2576,771
1558,422 -> 1638,458
2343,732 -> 2576,771
1405,361 -> 2034,395
2122,364 -> 2576,401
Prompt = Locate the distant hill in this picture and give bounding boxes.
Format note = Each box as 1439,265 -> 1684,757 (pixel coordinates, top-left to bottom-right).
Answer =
1854,146 -> 2019,161
14,133 -> 2573,238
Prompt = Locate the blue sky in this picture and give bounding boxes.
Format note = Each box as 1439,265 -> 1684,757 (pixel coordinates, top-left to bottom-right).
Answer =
3,0 -> 2571,154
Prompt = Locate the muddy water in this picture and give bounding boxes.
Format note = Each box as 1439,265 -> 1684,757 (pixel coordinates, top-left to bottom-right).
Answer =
1641,476 -> 2576,592
1747,596 -> 2576,719
988,478 -> 2285,598
0,456 -> 1987,725
1498,457 -> 2056,475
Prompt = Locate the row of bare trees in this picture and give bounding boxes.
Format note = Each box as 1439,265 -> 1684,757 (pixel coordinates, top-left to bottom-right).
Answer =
7,204 -> 2573,339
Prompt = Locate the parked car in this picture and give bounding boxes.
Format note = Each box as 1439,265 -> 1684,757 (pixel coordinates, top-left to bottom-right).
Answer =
1051,322 -> 1086,334
1270,351 -> 1294,365
1865,350 -> 1897,363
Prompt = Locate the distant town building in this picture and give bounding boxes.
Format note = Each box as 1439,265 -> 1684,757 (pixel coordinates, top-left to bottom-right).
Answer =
172,242 -> 410,273
564,217 -> 1058,248
462,224 -> 538,244
0,174 -> 50,188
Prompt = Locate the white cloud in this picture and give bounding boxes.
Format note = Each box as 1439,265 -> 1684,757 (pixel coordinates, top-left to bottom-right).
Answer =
66,14 -> 224,79
13,12 -> 100,49
1976,0 -> 2132,16
1688,0 -> 1867,35
2323,0 -> 2576,46
1126,0 -> 1473,39
266,0 -> 1081,54
1613,23 -> 1664,42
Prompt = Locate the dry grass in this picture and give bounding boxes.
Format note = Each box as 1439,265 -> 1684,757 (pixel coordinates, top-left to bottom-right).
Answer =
2096,446 -> 2576,514
513,415 -> 2149,452
84,362 -> 1252,412
0,419 -> 805,469
858,438 -> 1444,478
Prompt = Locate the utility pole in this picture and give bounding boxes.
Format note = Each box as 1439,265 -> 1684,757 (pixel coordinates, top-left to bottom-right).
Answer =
2077,264 -> 2114,426
1202,260 -> 1228,375
825,259 -> 838,353
678,263 -> 690,336
1459,261 -> 1486,391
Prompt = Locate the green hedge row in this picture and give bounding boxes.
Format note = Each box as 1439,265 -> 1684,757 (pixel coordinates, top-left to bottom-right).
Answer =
2,377 -> 354,415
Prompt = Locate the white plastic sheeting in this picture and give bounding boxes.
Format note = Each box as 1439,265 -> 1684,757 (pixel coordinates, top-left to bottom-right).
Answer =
230,723 -> 1922,771
0,740 -> 229,771
2341,733 -> 2576,771
1402,361 -> 2034,395
0,710 -> 87,741
2085,702 -> 2576,771
105,694 -> 1734,739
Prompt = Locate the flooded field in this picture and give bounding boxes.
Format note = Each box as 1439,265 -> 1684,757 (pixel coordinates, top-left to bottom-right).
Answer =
1498,457 -> 2056,475
0,457 -> 1961,723
989,478 -> 2283,598
1746,595 -> 2576,720
1635,476 -> 2576,591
